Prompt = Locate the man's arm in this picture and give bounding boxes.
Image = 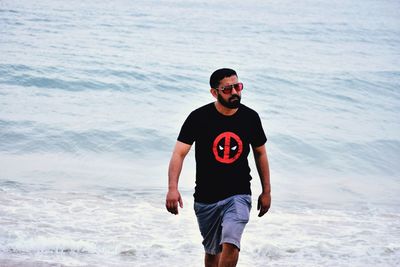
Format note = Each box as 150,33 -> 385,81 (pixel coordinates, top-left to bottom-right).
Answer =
165,141 -> 192,215
253,144 -> 271,217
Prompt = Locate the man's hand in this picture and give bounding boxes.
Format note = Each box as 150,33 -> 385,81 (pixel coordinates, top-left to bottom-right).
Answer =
166,189 -> 183,215
257,192 -> 271,217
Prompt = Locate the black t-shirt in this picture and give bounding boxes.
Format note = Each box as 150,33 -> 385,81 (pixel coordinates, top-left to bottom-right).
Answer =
178,102 -> 267,203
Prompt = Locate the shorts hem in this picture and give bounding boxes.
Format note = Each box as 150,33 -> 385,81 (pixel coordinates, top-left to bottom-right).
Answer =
204,247 -> 221,255
220,238 -> 241,251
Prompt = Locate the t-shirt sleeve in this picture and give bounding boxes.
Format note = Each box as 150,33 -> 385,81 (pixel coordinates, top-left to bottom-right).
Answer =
177,112 -> 197,145
251,113 -> 267,147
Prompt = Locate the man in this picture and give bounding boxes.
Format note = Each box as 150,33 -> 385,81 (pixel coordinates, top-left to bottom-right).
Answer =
166,68 -> 271,267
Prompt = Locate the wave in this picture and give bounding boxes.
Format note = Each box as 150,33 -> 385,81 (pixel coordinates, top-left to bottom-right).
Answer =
0,63 -> 199,93
271,134 -> 400,177
0,119 -> 173,155
0,73 -> 131,92
4,237 -> 95,255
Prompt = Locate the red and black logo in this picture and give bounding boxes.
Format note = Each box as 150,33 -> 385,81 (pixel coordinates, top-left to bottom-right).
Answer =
212,132 -> 243,164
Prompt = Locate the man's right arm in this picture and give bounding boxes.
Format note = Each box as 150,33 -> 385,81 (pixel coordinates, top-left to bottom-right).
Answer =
165,141 -> 192,215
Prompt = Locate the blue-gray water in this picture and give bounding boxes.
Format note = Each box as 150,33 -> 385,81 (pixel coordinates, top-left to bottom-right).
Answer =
0,0 -> 399,266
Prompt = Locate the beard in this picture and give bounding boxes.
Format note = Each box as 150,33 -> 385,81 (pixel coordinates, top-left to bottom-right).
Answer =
217,93 -> 241,109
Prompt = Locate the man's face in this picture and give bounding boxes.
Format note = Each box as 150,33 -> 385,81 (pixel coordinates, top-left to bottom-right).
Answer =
216,75 -> 242,109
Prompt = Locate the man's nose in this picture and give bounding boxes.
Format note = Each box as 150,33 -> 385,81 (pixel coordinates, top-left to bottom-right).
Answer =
231,86 -> 239,94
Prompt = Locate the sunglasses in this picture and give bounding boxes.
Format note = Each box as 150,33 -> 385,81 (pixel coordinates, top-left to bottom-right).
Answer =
216,82 -> 244,94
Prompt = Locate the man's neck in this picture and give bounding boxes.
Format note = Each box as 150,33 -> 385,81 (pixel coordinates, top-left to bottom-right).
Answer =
214,101 -> 238,116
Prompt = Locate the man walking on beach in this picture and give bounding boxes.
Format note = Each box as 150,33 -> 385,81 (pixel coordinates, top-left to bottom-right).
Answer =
166,68 -> 271,267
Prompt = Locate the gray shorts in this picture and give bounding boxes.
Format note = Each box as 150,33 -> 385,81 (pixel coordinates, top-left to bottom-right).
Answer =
194,194 -> 252,255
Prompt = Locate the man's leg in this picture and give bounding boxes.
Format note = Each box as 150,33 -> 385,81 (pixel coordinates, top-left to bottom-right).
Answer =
205,252 -> 220,267
218,195 -> 251,267
218,243 -> 239,267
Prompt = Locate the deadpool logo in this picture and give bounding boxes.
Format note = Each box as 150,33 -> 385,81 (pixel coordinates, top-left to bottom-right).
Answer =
212,132 -> 243,164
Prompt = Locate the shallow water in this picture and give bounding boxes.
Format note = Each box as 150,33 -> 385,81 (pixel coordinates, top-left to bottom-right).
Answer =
1,0 -> 399,266
1,181 -> 399,267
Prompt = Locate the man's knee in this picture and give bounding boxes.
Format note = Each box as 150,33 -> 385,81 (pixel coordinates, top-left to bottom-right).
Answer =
205,253 -> 220,267
222,242 -> 239,253
219,243 -> 239,267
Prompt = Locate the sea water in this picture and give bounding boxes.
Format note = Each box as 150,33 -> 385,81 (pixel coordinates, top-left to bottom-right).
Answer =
0,0 -> 399,266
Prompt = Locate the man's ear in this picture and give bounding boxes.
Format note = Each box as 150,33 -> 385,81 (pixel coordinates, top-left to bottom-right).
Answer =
210,88 -> 218,99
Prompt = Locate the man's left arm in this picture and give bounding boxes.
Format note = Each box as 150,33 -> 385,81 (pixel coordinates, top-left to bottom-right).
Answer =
253,144 -> 271,217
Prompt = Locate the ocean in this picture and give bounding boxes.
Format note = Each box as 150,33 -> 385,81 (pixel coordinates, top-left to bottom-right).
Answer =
0,0 -> 399,266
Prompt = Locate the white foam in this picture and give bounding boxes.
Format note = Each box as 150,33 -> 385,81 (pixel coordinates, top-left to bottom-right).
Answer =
1,184 -> 399,266
7,236 -> 96,254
